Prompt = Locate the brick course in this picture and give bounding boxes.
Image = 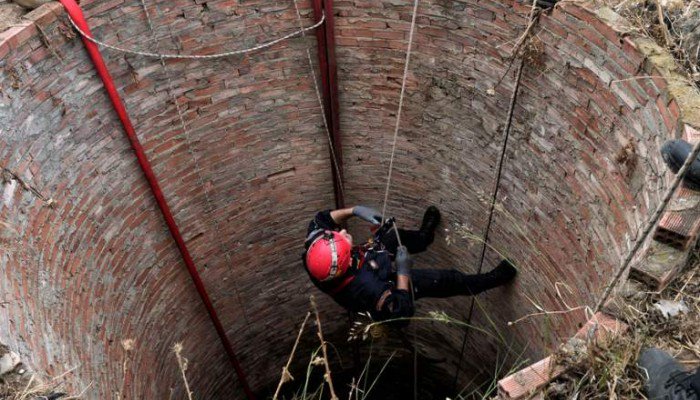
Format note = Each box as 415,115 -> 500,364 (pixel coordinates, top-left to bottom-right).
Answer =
0,0 -> 697,398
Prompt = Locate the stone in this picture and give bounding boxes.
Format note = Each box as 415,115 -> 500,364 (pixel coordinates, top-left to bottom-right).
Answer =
653,299 -> 689,318
0,351 -> 20,376
10,0 -> 53,10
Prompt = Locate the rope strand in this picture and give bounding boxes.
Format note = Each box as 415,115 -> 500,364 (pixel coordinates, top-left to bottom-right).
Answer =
66,11 -> 325,59
375,2 -> 421,399
451,0 -> 537,390
452,59 -> 525,393
291,0 -> 345,197
380,0 -> 420,223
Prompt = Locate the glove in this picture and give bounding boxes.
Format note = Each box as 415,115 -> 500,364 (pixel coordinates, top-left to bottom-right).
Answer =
395,246 -> 412,276
353,205 -> 382,225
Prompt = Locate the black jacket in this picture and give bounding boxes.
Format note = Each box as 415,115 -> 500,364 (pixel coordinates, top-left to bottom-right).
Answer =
303,211 -> 414,322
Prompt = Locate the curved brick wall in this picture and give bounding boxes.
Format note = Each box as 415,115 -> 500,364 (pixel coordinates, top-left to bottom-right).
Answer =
0,0 -> 690,398
335,0 -> 682,384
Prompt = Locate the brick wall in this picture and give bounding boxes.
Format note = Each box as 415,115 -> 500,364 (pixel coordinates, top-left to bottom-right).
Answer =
0,1 -> 339,398
334,0 -> 679,387
0,0 -> 690,398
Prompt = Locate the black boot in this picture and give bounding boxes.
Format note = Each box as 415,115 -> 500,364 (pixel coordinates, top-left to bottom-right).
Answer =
418,206 -> 440,246
638,348 -> 700,400
661,139 -> 700,190
458,260 -> 517,296
488,259 -> 517,285
420,206 -> 441,233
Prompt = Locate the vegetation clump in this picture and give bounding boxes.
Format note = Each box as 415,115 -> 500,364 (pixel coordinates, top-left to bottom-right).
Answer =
544,257 -> 700,399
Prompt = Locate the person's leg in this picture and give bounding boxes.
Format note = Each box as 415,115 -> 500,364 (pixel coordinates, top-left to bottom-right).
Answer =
380,228 -> 432,254
411,260 -> 517,300
692,367 -> 700,394
661,139 -> 700,190
398,229 -> 433,253
381,206 -> 441,255
638,347 -> 700,399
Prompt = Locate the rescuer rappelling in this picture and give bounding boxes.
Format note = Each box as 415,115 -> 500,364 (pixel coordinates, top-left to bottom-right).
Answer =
301,206 -> 518,324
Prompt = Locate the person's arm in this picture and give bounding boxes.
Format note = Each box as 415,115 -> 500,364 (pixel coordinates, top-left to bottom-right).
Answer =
330,205 -> 383,225
395,246 -> 411,291
373,245 -> 413,323
329,207 -> 355,225
306,206 -> 376,244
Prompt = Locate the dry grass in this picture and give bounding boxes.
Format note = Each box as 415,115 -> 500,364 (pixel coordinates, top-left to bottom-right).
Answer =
542,256 -> 700,399
534,0 -> 700,396
272,294 -> 531,400
0,364 -> 86,400
611,0 -> 700,86
173,343 -> 194,400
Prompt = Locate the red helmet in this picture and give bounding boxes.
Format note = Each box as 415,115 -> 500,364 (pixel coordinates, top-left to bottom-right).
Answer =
305,231 -> 352,281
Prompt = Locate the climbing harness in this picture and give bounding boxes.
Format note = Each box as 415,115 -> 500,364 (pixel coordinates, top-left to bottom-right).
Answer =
371,0 -> 421,397
368,217 -> 398,251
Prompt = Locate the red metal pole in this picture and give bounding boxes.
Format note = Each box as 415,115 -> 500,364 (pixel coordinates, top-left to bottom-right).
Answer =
57,1 -> 255,398
313,0 -> 361,378
312,0 -> 345,209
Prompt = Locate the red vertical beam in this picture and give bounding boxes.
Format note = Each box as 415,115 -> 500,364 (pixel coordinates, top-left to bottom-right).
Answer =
312,0 -> 345,209
57,1 -> 255,398
313,0 -> 359,376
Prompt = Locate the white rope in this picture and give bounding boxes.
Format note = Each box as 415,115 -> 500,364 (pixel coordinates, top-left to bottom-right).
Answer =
67,11 -> 325,59
291,0 -> 345,197
380,0 -> 420,222
374,3 -> 420,400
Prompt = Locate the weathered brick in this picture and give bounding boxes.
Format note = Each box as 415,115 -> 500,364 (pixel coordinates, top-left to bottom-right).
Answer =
0,0 -> 697,399
498,313 -> 628,399
630,241 -> 689,290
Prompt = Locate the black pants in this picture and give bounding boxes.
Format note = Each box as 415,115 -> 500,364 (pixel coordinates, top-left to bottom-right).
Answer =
381,227 -> 505,300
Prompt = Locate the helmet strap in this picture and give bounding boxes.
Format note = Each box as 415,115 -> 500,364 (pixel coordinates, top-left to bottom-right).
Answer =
324,231 -> 339,281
